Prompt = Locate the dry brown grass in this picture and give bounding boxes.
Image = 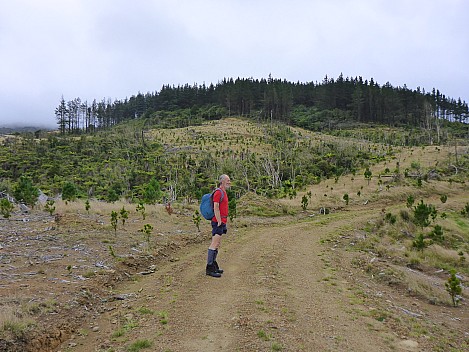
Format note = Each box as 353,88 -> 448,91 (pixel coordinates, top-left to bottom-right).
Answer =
0,304 -> 35,339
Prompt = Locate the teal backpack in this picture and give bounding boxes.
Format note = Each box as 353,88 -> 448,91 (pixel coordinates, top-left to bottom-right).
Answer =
200,188 -> 224,220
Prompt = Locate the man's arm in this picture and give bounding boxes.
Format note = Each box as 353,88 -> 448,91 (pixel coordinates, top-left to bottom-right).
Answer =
214,202 -> 222,226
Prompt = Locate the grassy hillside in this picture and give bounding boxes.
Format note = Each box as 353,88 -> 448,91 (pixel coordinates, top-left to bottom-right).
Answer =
1,117 -> 468,204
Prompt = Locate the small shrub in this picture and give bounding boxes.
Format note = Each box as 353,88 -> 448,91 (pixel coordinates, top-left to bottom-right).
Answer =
413,200 -> 437,228
44,200 -> 55,216
364,168 -> 372,185
13,176 -> 39,206
406,195 -> 415,209
301,195 -> 308,210
120,206 -> 129,226
110,211 -> 118,233
429,225 -> 444,243
445,270 -> 462,307
0,198 -> 14,219
416,178 -> 422,187
461,203 -> 469,217
139,224 -> 153,245
62,181 -> 78,202
136,202 -> 146,220
192,210 -> 201,232
343,193 -> 349,205
412,234 -> 427,251
440,195 -> 447,204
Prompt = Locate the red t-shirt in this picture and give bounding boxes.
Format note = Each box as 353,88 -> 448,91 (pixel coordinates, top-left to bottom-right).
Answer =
212,188 -> 228,223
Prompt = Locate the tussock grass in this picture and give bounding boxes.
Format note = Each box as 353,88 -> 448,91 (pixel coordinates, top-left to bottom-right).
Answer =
0,305 -> 35,339
127,339 -> 153,352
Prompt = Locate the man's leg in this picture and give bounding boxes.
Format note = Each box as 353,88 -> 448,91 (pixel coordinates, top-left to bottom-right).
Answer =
206,234 -> 222,277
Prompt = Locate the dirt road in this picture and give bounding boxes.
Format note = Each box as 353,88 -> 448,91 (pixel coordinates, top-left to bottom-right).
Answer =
60,208 -> 408,352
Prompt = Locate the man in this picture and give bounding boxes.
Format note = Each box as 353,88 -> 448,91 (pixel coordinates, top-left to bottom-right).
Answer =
206,174 -> 231,278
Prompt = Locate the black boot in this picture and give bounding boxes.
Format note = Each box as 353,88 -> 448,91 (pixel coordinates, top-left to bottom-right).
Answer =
206,264 -> 221,278
213,261 -> 224,274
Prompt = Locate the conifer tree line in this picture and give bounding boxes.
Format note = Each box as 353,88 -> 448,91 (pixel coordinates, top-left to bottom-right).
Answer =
55,74 -> 469,134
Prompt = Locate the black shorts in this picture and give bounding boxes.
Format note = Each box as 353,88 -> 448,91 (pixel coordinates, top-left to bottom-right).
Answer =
211,221 -> 227,236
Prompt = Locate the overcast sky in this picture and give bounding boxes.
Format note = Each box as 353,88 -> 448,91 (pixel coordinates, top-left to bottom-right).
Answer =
1,0 -> 468,128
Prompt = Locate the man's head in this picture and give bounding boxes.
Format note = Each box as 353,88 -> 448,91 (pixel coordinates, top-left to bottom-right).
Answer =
219,174 -> 231,189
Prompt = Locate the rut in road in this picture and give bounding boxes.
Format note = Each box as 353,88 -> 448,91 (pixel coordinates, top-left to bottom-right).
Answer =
64,209 -> 395,352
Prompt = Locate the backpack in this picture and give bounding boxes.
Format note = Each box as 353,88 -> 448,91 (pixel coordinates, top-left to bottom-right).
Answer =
200,188 -> 224,220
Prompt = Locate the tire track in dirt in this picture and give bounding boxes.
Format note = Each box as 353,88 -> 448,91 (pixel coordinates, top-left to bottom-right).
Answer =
60,209 -> 402,351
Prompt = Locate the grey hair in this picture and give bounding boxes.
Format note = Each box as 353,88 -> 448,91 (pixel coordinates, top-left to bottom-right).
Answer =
218,174 -> 228,186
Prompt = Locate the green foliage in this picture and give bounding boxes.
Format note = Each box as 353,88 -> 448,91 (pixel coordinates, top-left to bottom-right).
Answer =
143,178 -> 162,204
412,200 -> 437,228
62,181 -> 78,202
416,177 -> 422,187
107,188 -> 120,203
406,195 -> 415,209
364,168 -> 372,185
136,202 -> 146,220
440,194 -> 447,204
13,176 -> 39,206
257,329 -> 271,341
109,245 -> 117,258
110,211 -> 118,233
410,161 -> 420,170
343,193 -> 349,205
158,311 -> 168,325
120,206 -> 129,226
461,203 -> 469,217
127,339 -> 153,352
412,233 -> 427,251
85,199 -> 90,213
301,195 -> 308,210
445,270 -> 462,307
429,224 -> 444,243
0,198 -> 14,219
192,210 -> 201,232
139,224 -> 154,244
44,199 -> 55,216
3,109 -> 468,208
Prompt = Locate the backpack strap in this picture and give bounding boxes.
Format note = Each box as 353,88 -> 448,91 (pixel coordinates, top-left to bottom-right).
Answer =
212,188 -> 224,203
